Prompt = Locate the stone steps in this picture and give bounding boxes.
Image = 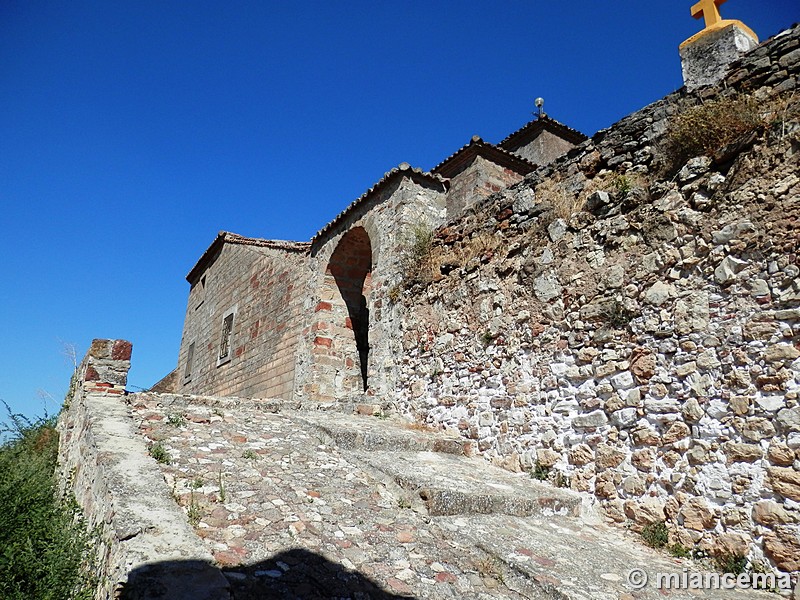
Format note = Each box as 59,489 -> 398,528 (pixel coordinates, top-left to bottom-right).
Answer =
125,400 -> 793,599
290,411 -> 471,456
356,449 -> 583,518
293,410 -> 788,598
295,411 -> 583,518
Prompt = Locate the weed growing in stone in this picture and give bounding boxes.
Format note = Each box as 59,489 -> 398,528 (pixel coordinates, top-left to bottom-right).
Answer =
612,174 -> 633,196
396,496 -> 412,509
599,298 -> 635,330
536,176 -> 584,220
149,442 -> 171,464
217,467 -> 226,503
187,490 -> 202,527
191,477 -> 204,489
714,553 -> 747,576
167,412 -> 187,427
531,461 -> 551,481
474,556 -> 505,584
480,331 -> 496,347
768,90 -> 800,139
399,222 -> 434,287
668,543 -> 692,559
641,521 -> 669,549
749,560 -> 778,590
387,284 -> 402,303
242,449 -> 258,460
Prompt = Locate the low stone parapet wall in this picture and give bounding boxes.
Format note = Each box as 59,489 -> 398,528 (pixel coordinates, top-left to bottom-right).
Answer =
57,339 -> 229,599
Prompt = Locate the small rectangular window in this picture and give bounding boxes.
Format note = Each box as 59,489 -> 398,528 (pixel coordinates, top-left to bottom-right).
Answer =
195,275 -> 207,310
184,342 -> 195,380
217,310 -> 235,365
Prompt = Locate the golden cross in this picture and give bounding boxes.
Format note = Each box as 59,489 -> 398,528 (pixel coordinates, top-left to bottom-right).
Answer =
691,0 -> 728,29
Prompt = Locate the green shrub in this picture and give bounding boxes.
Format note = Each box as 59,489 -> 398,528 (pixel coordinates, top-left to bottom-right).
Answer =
612,174 -> 632,196
0,404 -> 95,599
149,442 -> 171,464
665,95 -> 763,167
531,461 -> 551,481
641,521 -> 669,549
187,491 -> 202,527
715,553 -> 747,575
599,298 -> 635,330
167,413 -> 186,428
668,543 -> 692,559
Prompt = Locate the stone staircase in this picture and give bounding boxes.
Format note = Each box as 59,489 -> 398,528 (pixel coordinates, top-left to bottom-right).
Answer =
112,394 -> 788,599
294,411 -> 583,519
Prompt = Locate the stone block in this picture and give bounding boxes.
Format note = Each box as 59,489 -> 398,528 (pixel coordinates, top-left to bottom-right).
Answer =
769,467 -> 800,502
680,22 -> 759,91
680,497 -> 717,531
89,338 -> 111,359
572,410 -> 608,429
764,526 -> 800,572
724,442 -> 763,463
112,340 -> 133,361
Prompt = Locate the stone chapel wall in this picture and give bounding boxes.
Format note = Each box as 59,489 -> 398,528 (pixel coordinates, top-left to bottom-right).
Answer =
504,127 -> 580,168
445,154 -> 526,219
177,242 -> 309,400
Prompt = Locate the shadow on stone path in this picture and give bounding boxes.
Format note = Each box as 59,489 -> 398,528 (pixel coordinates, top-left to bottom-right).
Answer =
120,548 -> 415,600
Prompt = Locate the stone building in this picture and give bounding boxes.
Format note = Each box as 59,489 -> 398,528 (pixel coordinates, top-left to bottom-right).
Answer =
70,11 -> 800,588
174,116 -> 586,405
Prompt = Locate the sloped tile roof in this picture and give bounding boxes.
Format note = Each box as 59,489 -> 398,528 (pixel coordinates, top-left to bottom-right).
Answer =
431,135 -> 537,178
498,115 -> 587,153
311,163 -> 448,245
186,231 -> 310,283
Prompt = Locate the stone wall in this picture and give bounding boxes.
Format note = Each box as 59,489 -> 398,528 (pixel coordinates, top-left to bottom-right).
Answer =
444,154 -> 526,219
177,237 -> 309,400
57,340 -> 228,599
394,24 -> 800,578
297,166 -> 447,406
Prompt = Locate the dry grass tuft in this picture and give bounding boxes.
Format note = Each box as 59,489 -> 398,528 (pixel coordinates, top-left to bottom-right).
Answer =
536,177 -> 585,220
664,94 -> 764,167
399,222 -> 435,287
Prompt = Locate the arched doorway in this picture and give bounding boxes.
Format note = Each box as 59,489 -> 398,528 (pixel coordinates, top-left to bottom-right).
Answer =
311,227 -> 372,399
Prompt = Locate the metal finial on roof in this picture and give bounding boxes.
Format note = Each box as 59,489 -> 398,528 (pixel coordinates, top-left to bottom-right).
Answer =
534,97 -> 545,119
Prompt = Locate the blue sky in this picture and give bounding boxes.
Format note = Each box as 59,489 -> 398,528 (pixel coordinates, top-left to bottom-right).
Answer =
1,1 -> 797,419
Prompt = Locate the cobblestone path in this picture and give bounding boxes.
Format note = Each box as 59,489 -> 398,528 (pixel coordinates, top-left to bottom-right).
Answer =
130,394 -> 778,600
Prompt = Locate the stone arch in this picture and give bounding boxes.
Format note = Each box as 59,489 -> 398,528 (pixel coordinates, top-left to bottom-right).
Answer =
311,227 -> 373,399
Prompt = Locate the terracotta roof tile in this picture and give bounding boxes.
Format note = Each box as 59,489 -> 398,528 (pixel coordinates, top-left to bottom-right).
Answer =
498,115 -> 587,154
311,163 -> 447,245
186,231 -> 309,283
431,135 -> 537,178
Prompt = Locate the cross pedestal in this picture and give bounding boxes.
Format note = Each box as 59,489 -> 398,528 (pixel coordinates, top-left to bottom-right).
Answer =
679,1 -> 758,91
